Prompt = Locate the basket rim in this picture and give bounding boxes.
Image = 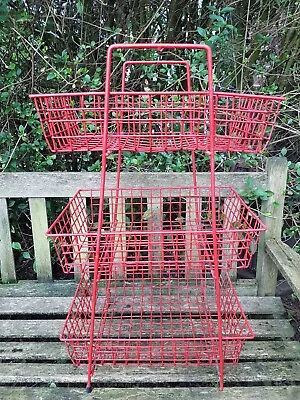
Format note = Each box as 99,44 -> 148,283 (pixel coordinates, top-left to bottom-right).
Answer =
45,185 -> 267,237
29,90 -> 285,102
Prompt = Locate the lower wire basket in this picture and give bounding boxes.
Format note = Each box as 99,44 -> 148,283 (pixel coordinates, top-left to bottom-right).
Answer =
61,269 -> 254,367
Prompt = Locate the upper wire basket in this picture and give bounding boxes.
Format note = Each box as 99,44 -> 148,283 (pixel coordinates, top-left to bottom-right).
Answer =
30,91 -> 283,154
30,44 -> 284,154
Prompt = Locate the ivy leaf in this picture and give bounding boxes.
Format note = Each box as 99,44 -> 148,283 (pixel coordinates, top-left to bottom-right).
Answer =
255,186 -> 267,198
22,251 -> 31,259
76,0 -> 83,15
207,35 -> 220,44
209,14 -> 225,23
12,242 -> 22,251
246,176 -> 254,190
47,71 -> 57,80
221,7 -> 235,13
265,190 -> 274,196
249,241 -> 257,254
197,27 -> 207,38
281,147 -> 287,156
33,261 -> 37,273
207,5 -> 217,11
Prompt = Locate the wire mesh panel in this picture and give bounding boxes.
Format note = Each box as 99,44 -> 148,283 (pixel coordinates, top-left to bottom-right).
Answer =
61,270 -> 253,367
31,93 -> 106,152
31,91 -> 283,153
213,92 -> 283,153
46,186 -> 266,275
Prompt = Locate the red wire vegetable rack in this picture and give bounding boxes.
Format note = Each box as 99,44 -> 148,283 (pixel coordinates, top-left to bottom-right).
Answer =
30,43 -> 284,392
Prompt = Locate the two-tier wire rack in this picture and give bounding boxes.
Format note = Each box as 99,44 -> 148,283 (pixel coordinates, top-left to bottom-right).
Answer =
30,43 -> 284,391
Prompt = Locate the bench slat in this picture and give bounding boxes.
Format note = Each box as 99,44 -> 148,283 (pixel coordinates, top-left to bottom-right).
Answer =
0,295 -> 285,316
0,341 -> 299,362
266,238 -> 300,300
0,172 -> 267,198
0,361 -> 298,384
0,279 -> 258,297
0,386 -> 299,400
0,319 -> 294,339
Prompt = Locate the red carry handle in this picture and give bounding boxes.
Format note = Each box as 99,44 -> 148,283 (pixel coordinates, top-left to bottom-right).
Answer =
102,43 -> 215,152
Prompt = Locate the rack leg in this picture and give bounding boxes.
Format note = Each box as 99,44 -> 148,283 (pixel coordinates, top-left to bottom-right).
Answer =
86,385 -> 92,393
86,269 -> 99,393
218,363 -> 224,391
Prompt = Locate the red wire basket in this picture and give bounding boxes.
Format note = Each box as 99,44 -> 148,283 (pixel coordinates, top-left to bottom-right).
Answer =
32,44 -> 274,391
61,269 -> 254,367
46,186 -> 266,275
30,90 -> 283,154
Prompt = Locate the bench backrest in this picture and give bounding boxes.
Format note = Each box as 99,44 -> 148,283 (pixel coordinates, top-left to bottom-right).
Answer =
0,158 -> 288,296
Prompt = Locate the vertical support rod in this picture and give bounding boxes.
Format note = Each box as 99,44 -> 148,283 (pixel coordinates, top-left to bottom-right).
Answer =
256,157 -> 288,296
86,44 -> 115,392
205,47 -> 225,391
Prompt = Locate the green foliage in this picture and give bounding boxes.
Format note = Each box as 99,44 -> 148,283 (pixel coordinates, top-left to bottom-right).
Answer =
0,0 -> 299,278
240,176 -> 274,204
239,176 -> 274,218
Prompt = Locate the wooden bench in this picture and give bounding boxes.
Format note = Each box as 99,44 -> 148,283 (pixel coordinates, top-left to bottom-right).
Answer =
0,157 -> 299,399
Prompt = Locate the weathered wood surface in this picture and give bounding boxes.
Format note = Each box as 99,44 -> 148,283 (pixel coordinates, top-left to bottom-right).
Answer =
0,295 -> 286,316
0,319 -> 294,339
256,157 -> 288,296
0,198 -> 16,283
0,280 -> 298,396
1,340 -> 299,362
0,279 -> 258,297
0,280 -> 79,297
0,172 -> 267,198
29,198 -> 52,282
0,386 -> 299,400
0,361 -> 299,385
266,238 -> 300,300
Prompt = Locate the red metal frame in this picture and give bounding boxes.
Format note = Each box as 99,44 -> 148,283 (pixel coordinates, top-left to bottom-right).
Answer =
29,43 -> 281,392
92,42 -> 222,392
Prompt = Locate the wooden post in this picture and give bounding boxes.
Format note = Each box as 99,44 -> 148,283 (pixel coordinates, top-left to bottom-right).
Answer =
0,198 -> 16,283
185,193 -> 199,280
256,157 -> 288,296
222,195 -> 241,281
109,196 -> 126,279
147,193 -> 163,279
69,196 -> 88,282
29,198 -> 52,282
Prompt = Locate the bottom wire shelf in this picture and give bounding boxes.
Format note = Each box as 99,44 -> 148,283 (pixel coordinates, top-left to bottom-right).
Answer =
61,270 -> 254,367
